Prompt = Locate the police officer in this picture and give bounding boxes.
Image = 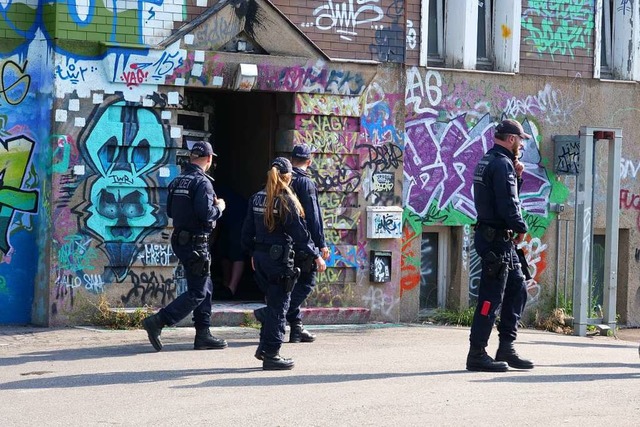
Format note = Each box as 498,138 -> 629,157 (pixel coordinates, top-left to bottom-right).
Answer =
286,144 -> 330,343
241,157 -> 326,370
142,141 -> 227,352
467,119 -> 534,372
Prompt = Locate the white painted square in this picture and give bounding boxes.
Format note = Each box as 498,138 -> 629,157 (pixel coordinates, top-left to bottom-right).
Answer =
161,111 -> 172,120
68,99 -> 80,111
159,167 -> 171,177
212,76 -> 223,86
175,77 -> 185,86
192,63 -> 203,77
194,50 -> 205,62
170,126 -> 182,138
167,92 -> 180,105
73,165 -> 86,176
196,0 -> 207,6
74,117 -> 86,127
55,109 -> 68,122
142,97 -> 153,107
184,34 -> 195,45
93,93 -> 104,104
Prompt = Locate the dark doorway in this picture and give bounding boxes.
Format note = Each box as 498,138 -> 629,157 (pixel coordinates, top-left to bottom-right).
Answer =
182,89 -> 283,301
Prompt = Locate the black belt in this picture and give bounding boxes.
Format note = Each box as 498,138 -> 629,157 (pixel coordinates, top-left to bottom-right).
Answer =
175,230 -> 208,245
254,242 -> 284,252
475,223 -> 512,242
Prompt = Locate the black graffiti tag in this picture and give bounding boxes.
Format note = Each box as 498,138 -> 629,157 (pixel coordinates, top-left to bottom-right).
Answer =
121,271 -> 176,305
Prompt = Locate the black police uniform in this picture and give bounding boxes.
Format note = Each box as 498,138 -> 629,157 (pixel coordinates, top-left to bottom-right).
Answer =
158,162 -> 223,331
241,189 -> 319,362
470,144 -> 528,352
287,165 -> 326,332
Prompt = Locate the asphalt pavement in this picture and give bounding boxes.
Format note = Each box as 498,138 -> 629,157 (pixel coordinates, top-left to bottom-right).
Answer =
1,324 -> 639,426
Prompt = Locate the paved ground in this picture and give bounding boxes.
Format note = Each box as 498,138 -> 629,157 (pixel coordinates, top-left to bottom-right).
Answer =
1,324 -> 639,426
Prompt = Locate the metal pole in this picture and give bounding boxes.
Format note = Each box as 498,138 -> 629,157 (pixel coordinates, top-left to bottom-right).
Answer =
555,219 -> 561,308
603,131 -> 621,328
573,127 -> 594,336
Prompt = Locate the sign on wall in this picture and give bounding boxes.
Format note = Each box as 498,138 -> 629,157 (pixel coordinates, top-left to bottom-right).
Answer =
366,206 -> 402,239
553,135 -> 580,175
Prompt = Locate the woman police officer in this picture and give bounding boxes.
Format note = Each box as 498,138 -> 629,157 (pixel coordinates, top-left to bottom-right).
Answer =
241,157 -> 326,370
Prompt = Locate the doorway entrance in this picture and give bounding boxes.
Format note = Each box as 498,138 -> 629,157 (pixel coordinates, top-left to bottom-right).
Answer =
419,226 -> 449,315
180,89 -> 285,301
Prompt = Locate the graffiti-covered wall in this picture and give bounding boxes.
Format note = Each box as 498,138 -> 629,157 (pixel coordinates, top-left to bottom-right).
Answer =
0,40 -> 51,324
399,63 -> 640,325
0,0 -> 411,325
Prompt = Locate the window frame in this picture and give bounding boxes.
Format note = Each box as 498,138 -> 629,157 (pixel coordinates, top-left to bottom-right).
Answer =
425,0 -> 445,67
476,0 -> 494,70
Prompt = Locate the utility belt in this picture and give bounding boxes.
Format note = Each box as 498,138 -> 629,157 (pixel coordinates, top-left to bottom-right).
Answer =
254,241 -> 300,292
474,223 -> 513,243
175,230 -> 208,246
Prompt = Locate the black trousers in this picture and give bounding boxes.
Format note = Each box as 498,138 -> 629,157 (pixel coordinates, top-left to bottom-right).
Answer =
469,236 -> 527,348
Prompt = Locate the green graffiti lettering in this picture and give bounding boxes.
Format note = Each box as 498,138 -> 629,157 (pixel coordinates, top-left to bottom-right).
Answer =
0,136 -> 39,254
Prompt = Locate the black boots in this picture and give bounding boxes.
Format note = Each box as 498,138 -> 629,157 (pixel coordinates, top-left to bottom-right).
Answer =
495,341 -> 534,369
143,316 -> 226,351
290,322 -> 316,343
142,314 -> 165,351
262,352 -> 294,370
466,345 -> 508,372
194,328 -> 228,350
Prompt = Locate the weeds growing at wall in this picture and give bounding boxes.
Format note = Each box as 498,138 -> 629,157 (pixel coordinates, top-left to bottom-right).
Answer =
72,293 -> 154,329
424,307 -> 476,327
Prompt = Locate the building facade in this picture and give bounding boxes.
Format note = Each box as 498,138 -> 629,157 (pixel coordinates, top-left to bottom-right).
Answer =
1,0 -> 638,327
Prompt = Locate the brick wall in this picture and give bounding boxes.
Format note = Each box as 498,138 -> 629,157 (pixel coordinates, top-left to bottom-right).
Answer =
272,0 -> 410,63
520,0 -> 594,77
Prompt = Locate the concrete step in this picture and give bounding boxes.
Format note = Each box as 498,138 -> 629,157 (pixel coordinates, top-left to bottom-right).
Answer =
180,302 -> 371,327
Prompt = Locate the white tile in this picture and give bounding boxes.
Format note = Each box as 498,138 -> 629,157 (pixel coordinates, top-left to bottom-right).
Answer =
161,110 -> 172,120
212,76 -> 223,86
192,63 -> 203,77
170,126 -> 182,138
68,99 -> 80,111
55,109 -> 67,122
194,50 -> 205,62
92,93 -> 104,104
184,34 -> 195,45
74,117 -> 86,127
175,77 -> 185,86
167,92 -> 180,105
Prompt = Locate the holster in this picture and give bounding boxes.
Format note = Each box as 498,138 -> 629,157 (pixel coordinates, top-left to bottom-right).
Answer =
516,248 -> 533,280
280,267 -> 301,293
295,251 -> 315,273
187,250 -> 210,277
482,251 -> 507,280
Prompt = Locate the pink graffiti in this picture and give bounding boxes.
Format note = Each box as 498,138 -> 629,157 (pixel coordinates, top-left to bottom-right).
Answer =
121,65 -> 148,89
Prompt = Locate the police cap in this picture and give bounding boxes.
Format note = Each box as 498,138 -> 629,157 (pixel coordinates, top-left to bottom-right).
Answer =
191,141 -> 216,157
291,144 -> 312,159
271,157 -> 293,174
495,119 -> 532,140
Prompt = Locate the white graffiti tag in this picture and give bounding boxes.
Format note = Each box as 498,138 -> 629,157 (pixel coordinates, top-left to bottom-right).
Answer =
302,0 -> 384,41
